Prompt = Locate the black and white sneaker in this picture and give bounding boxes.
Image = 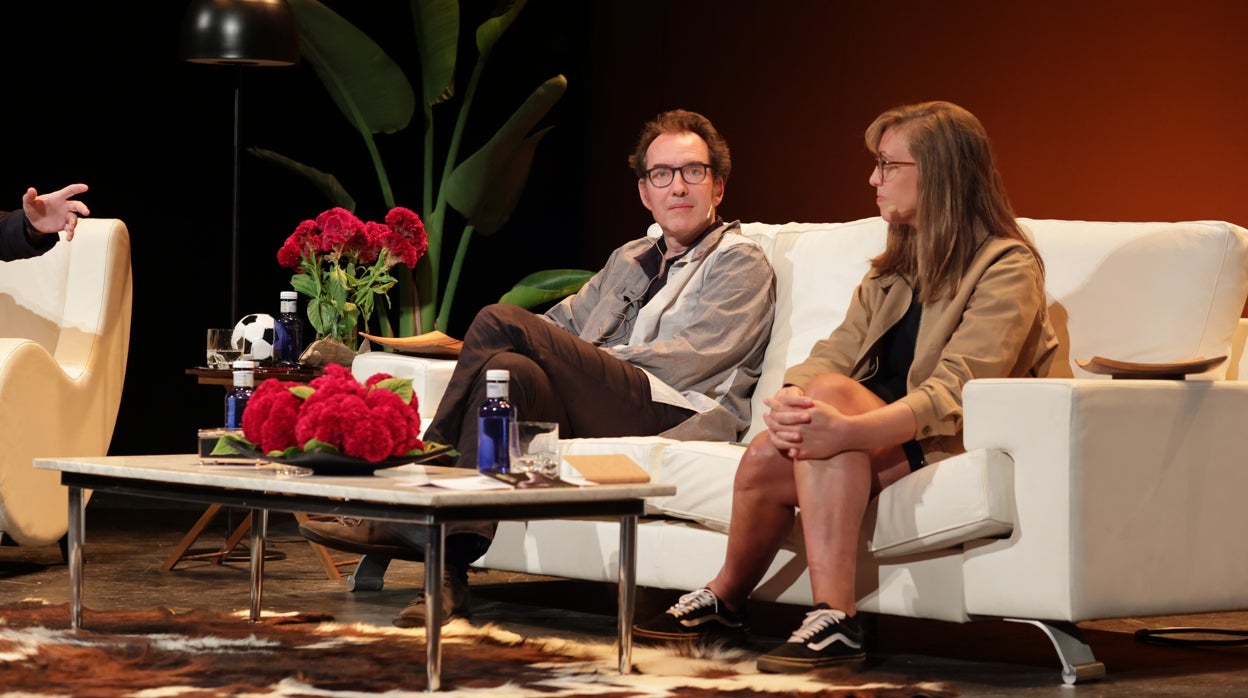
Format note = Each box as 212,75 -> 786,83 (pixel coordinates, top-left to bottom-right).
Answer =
632,587 -> 749,646
756,604 -> 865,673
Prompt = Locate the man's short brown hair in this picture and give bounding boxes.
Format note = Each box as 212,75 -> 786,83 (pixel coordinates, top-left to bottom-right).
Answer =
628,109 -> 731,182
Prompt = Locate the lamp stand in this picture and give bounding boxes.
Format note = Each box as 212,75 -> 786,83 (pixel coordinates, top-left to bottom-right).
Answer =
229,67 -> 242,327
179,0 -> 300,325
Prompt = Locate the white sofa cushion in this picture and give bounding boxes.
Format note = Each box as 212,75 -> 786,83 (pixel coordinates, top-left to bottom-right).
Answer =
352,352 -> 456,434
868,449 -> 1015,558
649,440 -> 744,533
1022,218 -> 1248,379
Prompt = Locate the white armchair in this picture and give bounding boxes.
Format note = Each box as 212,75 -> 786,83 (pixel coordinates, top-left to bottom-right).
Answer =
0,218 -> 132,551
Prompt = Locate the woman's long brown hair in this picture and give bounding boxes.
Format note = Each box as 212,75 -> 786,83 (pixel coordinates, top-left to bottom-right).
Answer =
865,101 -> 1042,301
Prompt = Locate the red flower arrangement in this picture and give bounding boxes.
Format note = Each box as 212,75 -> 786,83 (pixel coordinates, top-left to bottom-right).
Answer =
230,364 -> 427,463
277,207 -> 428,350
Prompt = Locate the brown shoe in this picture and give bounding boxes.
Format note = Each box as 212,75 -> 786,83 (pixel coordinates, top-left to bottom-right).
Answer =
298,517 -> 422,560
392,565 -> 471,627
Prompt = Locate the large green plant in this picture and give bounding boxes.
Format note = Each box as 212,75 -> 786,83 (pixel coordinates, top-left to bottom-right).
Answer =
252,0 -> 590,336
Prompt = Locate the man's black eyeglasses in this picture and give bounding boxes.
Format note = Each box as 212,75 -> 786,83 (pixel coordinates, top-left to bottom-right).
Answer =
643,162 -> 712,188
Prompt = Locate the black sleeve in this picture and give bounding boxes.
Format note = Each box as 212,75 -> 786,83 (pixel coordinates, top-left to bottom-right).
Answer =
0,210 -> 56,262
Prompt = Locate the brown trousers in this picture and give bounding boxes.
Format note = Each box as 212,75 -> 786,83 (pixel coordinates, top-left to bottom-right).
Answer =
421,303 -> 692,554
426,303 -> 693,469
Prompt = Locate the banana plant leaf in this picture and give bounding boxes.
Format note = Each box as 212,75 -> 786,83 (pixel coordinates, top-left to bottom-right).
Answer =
289,0 -> 416,137
443,75 -> 567,234
476,0 -> 526,59
499,269 -> 593,309
248,147 -> 356,212
410,0 -> 458,110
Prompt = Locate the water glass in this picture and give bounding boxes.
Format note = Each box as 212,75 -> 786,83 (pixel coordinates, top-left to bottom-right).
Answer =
206,328 -> 241,369
513,421 -> 560,478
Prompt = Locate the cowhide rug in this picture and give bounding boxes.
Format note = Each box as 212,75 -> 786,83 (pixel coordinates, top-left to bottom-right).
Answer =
0,599 -> 956,697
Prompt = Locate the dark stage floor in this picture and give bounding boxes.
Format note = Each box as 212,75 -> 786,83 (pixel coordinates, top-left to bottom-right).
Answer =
3,494 -> 1247,697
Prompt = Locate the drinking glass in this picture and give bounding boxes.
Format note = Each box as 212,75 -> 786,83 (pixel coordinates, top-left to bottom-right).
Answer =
206,328 -> 241,369
513,421 -> 560,478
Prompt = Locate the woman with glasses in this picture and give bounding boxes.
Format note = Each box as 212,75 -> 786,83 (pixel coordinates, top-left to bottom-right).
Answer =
0,183 -> 90,262
634,101 -> 1058,673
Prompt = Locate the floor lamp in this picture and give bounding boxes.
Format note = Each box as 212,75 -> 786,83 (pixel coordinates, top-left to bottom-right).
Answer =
180,0 -> 300,326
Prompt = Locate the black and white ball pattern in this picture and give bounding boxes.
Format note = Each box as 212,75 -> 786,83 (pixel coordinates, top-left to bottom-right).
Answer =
232,313 -> 276,361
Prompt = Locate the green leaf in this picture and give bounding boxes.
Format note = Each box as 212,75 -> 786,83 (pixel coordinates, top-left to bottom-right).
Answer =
410,0 -> 458,109
249,147 -> 356,211
290,385 -> 315,400
372,376 -> 415,404
410,441 -> 457,458
290,274 -> 319,299
476,0 -> 526,58
302,438 -> 342,455
499,268 -> 593,308
307,297 -> 338,336
210,433 -> 254,456
444,75 -> 567,234
288,0 -> 416,137
270,445 -> 305,458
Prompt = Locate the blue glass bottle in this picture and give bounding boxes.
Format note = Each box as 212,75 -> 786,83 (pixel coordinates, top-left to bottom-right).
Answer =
274,291 -> 304,368
478,369 -> 518,475
224,359 -> 255,430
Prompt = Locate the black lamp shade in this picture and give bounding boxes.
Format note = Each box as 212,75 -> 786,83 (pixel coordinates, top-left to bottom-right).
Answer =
181,0 -> 300,66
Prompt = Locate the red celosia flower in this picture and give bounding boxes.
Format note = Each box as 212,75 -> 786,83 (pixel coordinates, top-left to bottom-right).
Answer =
275,206 -> 428,349
341,413 -> 394,462
383,206 -> 427,268
315,207 -> 363,254
366,387 -> 424,456
241,379 -> 302,453
240,364 -> 424,463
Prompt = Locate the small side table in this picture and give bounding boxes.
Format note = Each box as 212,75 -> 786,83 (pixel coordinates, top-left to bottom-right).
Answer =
186,365 -> 324,387
160,505 -> 347,582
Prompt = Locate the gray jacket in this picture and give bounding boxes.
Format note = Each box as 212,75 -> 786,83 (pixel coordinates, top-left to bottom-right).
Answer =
544,220 -> 776,441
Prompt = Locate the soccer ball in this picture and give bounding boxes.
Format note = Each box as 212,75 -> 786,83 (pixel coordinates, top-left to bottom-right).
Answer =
232,313 -> 275,362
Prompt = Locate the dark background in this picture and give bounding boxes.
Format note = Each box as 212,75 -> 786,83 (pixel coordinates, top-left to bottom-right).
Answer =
3,1 -> 1246,457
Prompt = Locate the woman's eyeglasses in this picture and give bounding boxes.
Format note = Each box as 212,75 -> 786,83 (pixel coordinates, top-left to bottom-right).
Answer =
874,156 -> 916,182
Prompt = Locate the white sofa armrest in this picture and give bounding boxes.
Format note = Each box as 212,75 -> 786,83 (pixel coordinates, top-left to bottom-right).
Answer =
960,378 -> 1248,622
352,352 -> 457,436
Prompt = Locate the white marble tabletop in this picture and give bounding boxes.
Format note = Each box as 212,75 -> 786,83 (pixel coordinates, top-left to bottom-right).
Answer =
34,454 -> 676,508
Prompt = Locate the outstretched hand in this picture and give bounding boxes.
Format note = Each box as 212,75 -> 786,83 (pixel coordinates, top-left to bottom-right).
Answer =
23,183 -> 90,241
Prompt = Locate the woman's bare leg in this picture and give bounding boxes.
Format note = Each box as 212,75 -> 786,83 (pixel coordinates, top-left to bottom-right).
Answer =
792,374 -> 911,614
705,432 -> 800,610
704,373 -> 912,613
793,450 -> 872,613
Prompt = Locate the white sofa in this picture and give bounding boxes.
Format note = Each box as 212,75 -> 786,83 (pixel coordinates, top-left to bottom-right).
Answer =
353,216 -> 1248,684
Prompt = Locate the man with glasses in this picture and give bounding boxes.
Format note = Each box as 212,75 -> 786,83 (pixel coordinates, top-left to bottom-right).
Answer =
300,109 -> 776,628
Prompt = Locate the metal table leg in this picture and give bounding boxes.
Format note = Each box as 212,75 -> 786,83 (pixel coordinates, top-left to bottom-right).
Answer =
67,485 -> 86,630
249,508 -> 268,622
617,513 -> 637,674
425,523 -> 445,692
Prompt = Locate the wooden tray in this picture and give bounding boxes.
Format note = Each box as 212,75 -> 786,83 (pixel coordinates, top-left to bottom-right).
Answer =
1075,355 -> 1226,380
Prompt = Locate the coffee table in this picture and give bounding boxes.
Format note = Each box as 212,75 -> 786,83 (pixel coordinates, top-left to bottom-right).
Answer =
35,454 -> 675,692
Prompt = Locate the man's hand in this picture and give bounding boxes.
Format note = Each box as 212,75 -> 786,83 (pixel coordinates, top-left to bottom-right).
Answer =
23,183 -> 90,241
